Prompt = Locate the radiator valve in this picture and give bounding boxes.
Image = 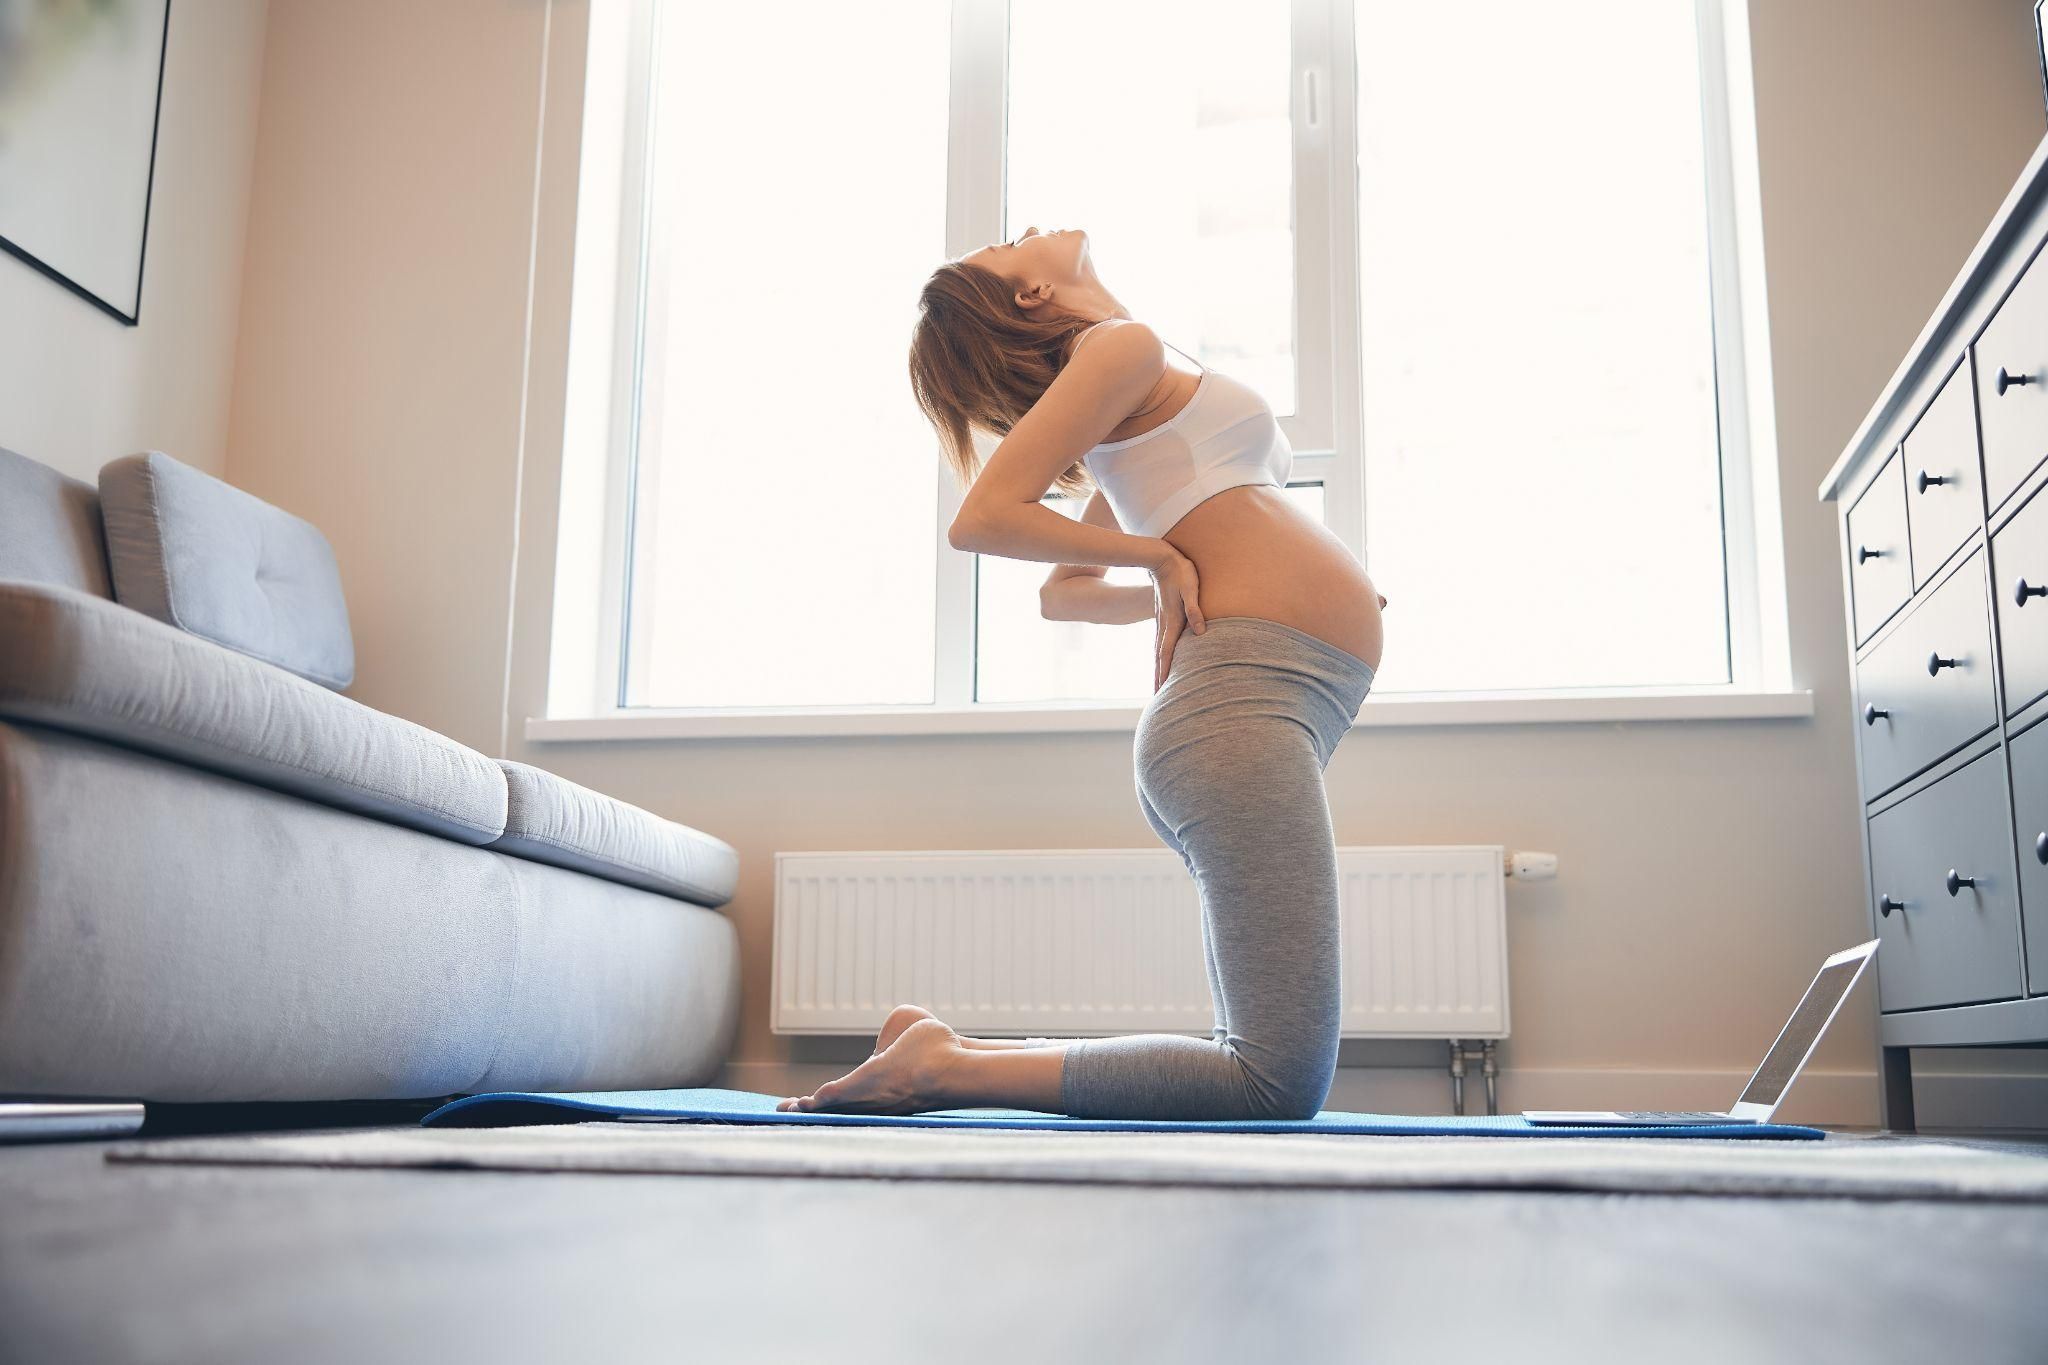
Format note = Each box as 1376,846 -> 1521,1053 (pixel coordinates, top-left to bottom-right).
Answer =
1505,850 -> 1558,881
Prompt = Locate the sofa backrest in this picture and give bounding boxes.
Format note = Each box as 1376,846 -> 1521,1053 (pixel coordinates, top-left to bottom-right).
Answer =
98,451 -> 357,691
0,447 -> 114,598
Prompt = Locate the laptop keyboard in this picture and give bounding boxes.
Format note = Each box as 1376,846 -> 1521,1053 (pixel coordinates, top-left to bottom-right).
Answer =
1615,1111 -> 1742,1123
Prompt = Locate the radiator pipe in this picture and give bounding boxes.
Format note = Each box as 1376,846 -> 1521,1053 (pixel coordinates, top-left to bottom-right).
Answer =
1446,1038 -> 1502,1117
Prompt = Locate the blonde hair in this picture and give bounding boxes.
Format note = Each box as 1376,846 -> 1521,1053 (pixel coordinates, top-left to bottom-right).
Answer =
907,259 -> 1099,501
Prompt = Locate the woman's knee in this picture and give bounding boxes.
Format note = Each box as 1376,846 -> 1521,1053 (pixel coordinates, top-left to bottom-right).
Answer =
1232,1042 -> 1337,1121
1253,1069 -> 1334,1121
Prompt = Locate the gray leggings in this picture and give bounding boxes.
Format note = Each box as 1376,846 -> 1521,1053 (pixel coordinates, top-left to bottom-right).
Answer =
1040,615 -> 1374,1121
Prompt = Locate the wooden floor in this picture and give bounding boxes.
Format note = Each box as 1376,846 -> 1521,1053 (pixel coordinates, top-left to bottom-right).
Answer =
3,1122 -> 2047,1365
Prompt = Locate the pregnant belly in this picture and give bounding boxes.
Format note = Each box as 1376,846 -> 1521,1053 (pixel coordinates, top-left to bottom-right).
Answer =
1162,485 -> 1384,674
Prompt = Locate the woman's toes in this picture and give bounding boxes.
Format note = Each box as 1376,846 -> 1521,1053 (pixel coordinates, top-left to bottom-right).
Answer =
787,1015 -> 967,1116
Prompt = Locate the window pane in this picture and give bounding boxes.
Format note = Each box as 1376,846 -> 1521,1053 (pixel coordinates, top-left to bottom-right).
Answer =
974,498 -> 1154,705
976,484 -> 1326,704
623,2 -> 949,708
1006,0 -> 1295,414
1355,0 -> 1730,694
988,0 -> 1299,705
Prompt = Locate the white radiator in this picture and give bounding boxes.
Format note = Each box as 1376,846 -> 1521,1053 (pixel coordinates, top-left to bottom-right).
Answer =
772,846 -> 1510,1041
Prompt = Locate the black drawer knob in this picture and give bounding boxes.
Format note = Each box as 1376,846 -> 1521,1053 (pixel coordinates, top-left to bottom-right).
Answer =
1916,470 -> 1949,493
1996,367 -> 2038,396
1862,702 -> 1890,725
2037,832 -> 2047,865
1879,894 -> 1906,917
1927,651 -> 1961,676
1857,544 -> 1887,564
1945,869 -> 1977,896
2018,578 -> 2048,606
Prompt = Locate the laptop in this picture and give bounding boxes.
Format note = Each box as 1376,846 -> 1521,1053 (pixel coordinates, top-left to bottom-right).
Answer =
1523,938 -> 1879,1127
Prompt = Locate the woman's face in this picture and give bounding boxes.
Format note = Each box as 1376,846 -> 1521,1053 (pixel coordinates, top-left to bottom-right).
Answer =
961,225 -> 1091,299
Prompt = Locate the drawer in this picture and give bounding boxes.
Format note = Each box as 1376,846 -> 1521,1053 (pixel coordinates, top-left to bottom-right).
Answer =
1902,360 -> 1985,590
1977,244 -> 2048,511
2008,717 -> 2048,993
1854,544 -> 1998,799
1991,478 -> 2048,716
1867,745 -> 2024,1011
1846,449 -> 1911,646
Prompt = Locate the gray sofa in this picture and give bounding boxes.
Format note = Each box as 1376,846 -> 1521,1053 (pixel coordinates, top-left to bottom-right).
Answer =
0,447 -> 740,1103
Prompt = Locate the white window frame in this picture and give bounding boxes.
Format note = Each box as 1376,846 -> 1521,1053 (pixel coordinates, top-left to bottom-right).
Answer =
533,0 -> 1810,743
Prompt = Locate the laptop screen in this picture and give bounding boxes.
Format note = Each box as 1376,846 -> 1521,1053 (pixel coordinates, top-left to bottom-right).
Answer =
1736,957 -> 1866,1108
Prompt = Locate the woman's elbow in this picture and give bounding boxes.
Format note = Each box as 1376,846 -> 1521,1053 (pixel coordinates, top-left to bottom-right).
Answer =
947,512 -> 984,553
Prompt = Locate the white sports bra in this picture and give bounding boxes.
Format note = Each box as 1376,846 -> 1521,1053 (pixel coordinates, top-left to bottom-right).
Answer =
1072,321 -> 1293,539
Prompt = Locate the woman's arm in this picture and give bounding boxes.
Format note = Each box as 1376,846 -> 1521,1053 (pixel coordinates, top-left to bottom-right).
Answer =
952,498 -> 1169,571
1045,577 -> 1155,625
1041,489 -> 1154,625
947,322 -> 1171,573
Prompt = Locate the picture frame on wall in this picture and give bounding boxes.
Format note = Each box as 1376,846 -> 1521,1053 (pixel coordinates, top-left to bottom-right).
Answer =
0,0 -> 172,326
2037,0 -> 2048,124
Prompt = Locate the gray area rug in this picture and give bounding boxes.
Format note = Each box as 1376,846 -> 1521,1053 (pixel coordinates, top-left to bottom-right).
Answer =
107,1122 -> 2048,1202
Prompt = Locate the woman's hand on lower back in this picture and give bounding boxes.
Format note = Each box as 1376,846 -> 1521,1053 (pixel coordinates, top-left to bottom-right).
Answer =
1150,544 -> 1205,691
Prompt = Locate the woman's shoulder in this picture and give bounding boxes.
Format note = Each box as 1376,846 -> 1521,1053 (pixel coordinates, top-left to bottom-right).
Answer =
1066,317 -> 1164,371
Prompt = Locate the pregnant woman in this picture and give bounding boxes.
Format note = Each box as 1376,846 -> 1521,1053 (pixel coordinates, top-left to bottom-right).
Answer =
777,224 -> 1387,1121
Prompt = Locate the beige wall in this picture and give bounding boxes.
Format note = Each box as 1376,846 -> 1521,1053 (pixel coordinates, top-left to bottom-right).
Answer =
0,1 -> 267,483
225,0 -> 548,750
225,0 -> 2048,1125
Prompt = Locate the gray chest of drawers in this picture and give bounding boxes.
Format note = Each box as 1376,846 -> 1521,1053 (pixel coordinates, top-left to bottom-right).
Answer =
1823,134 -> 2048,1131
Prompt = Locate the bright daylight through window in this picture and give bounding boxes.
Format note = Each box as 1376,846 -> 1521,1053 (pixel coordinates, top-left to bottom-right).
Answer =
1354,1 -> 1729,692
605,0 -> 1741,716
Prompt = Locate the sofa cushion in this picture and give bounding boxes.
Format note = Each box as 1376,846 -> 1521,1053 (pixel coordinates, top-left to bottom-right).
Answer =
98,450 -> 355,690
492,761 -> 739,908
0,722 -> 521,1102
0,447 -> 113,597
0,581 -> 506,844
0,722 -> 739,1101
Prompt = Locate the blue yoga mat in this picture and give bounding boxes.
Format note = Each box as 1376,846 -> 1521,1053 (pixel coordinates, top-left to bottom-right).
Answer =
421,1087 -> 1827,1139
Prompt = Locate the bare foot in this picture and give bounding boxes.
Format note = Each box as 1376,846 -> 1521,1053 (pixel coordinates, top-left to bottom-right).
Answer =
777,1017 -> 965,1115
872,1003 -> 937,1055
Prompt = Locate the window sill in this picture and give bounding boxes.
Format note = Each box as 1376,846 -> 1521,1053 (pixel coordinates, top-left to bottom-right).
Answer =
526,685 -> 1815,741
